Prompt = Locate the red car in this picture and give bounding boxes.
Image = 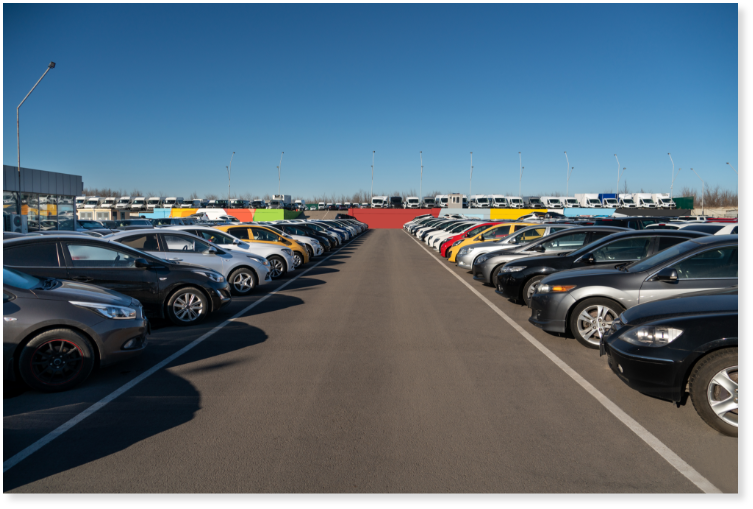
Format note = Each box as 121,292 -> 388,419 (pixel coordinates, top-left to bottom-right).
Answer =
440,221 -> 506,258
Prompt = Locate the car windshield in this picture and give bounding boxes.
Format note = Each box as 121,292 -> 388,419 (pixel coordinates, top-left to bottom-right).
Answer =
4,267 -> 42,289
626,240 -> 700,272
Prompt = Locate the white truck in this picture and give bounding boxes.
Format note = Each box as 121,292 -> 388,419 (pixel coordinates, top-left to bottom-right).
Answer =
633,193 -> 657,208
489,195 -> 508,208
434,195 -> 449,208
575,194 -> 603,208
540,196 -> 564,209
100,197 -> 117,209
163,197 -> 184,209
84,197 -> 101,209
651,193 -> 676,209
561,197 -> 580,208
75,196 -> 87,208
618,194 -> 637,208
371,196 -> 388,208
506,196 -> 524,208
130,197 -> 147,212
469,195 -> 491,208
146,197 -> 163,211
115,196 -> 131,210
269,194 -> 292,209
405,196 -> 420,208
318,202 -> 326,210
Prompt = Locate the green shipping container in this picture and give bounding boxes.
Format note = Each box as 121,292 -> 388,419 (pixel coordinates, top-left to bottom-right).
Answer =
672,196 -> 694,209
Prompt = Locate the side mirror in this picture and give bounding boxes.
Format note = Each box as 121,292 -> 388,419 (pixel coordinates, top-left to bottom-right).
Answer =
478,235 -> 485,241
655,267 -> 678,282
233,239 -> 240,245
207,246 -> 218,254
135,258 -> 150,268
533,245 -> 546,253
584,253 -> 596,264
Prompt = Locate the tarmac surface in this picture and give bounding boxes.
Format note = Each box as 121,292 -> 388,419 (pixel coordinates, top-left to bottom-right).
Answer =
3,229 -> 738,493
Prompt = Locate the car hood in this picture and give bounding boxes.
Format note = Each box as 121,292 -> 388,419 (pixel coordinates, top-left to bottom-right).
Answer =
31,279 -> 134,306
622,289 -> 738,326
541,267 -> 624,283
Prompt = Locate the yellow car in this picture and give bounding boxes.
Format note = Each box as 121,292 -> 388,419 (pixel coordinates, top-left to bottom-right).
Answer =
447,222 -> 537,263
213,224 -> 310,268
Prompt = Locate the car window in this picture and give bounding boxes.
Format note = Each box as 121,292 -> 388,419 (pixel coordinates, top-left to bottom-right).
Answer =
657,236 -> 689,251
250,228 -> 279,242
538,232 -> 588,252
731,226 -> 738,234
592,237 -> 651,262
518,228 -> 546,243
118,233 -> 160,251
587,231 -> 615,243
195,230 -> 235,245
4,243 -> 60,267
683,224 -> 725,234
163,234 -> 212,253
67,244 -> 138,268
671,247 -> 737,279
227,227 -> 250,240
480,225 -> 511,239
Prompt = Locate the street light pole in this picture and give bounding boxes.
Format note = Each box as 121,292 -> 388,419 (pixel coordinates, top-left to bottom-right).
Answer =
371,151 -> 375,204
420,151 -> 423,204
564,151 -> 573,197
518,152 -> 523,198
614,154 -> 620,193
668,153 -> 679,198
727,162 -> 737,175
277,152 -> 284,195
17,61 -> 55,213
227,152 -> 235,202
671,167 -> 682,199
690,167 -> 706,214
470,152 -> 473,200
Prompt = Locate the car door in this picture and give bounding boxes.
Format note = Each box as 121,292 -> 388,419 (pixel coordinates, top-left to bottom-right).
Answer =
3,241 -> 67,281
159,233 -> 228,275
639,245 -> 738,304
61,241 -> 154,301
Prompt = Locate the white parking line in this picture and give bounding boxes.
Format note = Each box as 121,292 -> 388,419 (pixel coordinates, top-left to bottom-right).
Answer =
3,246 -> 345,473
403,230 -> 721,494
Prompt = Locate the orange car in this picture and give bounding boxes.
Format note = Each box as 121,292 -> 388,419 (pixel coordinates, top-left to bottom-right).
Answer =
213,224 -> 310,268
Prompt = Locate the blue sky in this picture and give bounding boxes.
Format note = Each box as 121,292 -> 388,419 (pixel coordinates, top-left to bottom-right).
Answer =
3,3 -> 738,199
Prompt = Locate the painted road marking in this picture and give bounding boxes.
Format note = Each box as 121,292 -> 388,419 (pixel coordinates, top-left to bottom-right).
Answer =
403,230 -> 721,494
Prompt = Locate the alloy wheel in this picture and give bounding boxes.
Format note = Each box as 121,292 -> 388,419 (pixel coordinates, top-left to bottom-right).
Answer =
707,366 -> 738,427
232,272 -> 255,293
269,259 -> 284,278
30,339 -> 84,386
575,304 -> 618,346
173,292 -> 205,322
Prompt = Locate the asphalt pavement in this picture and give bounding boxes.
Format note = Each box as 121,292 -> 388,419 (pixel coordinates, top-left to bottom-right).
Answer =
3,229 -> 738,493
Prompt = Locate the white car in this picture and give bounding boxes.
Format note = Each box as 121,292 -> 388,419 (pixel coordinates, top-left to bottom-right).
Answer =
108,229 -> 272,295
644,222 -> 738,235
163,225 -> 296,279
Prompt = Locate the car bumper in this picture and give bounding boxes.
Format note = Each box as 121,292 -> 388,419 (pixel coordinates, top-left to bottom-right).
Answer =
495,272 -> 524,300
471,261 -> 495,284
209,283 -> 232,311
95,317 -> 150,368
528,292 -> 575,333
602,336 -> 686,403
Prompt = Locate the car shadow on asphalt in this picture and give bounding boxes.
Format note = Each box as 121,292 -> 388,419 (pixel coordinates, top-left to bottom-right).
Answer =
3,321 -> 268,492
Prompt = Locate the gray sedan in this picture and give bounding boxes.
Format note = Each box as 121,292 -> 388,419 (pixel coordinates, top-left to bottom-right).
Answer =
529,235 -> 738,348
471,226 -> 628,286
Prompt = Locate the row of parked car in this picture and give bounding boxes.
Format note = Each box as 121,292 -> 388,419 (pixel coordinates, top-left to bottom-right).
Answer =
404,214 -> 738,437
3,218 -> 368,393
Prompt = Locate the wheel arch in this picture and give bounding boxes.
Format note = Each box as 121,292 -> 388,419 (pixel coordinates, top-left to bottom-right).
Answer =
12,325 -> 101,381
565,294 -> 626,335
164,283 -> 215,314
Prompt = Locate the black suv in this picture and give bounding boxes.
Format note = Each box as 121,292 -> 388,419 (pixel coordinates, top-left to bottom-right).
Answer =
3,235 -> 231,326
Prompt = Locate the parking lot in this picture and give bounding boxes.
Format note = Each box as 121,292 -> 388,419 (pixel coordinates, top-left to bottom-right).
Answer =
3,229 -> 737,493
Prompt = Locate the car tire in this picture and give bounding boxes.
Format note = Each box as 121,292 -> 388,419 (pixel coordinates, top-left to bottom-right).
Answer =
569,297 -> 624,349
522,275 -> 547,307
689,348 -> 738,437
305,245 -> 314,258
228,267 -> 258,296
491,264 -> 505,288
166,287 -> 209,326
293,251 -> 304,268
267,255 -> 286,279
18,328 -> 95,392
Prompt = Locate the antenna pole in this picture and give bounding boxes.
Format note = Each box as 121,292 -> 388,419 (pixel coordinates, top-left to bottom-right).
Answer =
277,152 -> 284,195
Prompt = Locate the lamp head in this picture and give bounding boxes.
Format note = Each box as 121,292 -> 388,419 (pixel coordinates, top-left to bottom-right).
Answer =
48,62 -> 56,69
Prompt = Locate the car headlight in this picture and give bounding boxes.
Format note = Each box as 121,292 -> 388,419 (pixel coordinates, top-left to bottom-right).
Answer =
192,270 -> 225,283
311,239 -> 321,245
500,266 -> 526,272
458,247 -> 469,255
71,301 -> 137,320
537,283 -> 576,294
247,255 -> 269,266
475,254 -> 489,264
452,240 -> 464,247
282,248 -> 293,255
620,326 -> 683,347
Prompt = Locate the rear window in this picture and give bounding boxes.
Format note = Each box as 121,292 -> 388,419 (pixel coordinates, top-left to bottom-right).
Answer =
118,234 -> 160,251
4,243 -> 60,267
